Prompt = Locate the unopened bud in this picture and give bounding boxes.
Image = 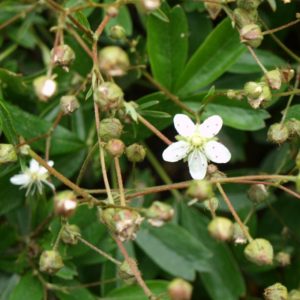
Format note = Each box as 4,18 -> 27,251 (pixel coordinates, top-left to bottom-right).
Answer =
60,95 -> 80,114
240,24 -> 263,48
33,76 -> 57,101
286,119 -> 300,137
141,0 -> 161,11
233,8 -> 258,28
93,82 -> 124,112
99,46 -> 130,77
99,118 -> 123,142
54,190 -> 77,217
264,283 -> 288,300
145,201 -> 174,227
51,44 -> 75,67
244,81 -> 272,109
244,238 -> 274,265
0,144 -> 17,164
118,260 -> 136,284
275,251 -> 291,267
187,180 -> 214,201
168,278 -> 193,300
106,6 -> 119,17
208,217 -> 233,241
39,250 -> 64,274
288,290 -> 300,300
280,68 -> 294,83
61,224 -> 81,245
125,144 -> 146,163
105,139 -> 125,157
237,0 -> 262,10
109,25 -> 126,40
233,222 -> 248,244
264,69 -> 282,90
247,184 -> 269,204
267,123 -> 289,144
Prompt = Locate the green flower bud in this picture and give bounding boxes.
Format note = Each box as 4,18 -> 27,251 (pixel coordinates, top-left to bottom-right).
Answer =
118,260 -> 136,284
125,143 -> 146,163
286,119 -> 300,137
264,283 -> 288,300
240,24 -> 263,48
106,6 -> 119,17
99,46 -> 130,77
247,184 -> 269,204
244,238 -> 274,265
61,224 -> 81,245
233,222 -> 249,244
275,251 -> 291,267
60,95 -> 80,114
267,123 -> 289,144
264,69 -> 282,90
145,201 -> 174,227
94,82 -> 124,112
187,180 -> 214,202
288,290 -> 300,300
39,250 -> 64,274
99,118 -> 123,142
141,0 -> 161,11
54,190 -> 77,217
109,25 -> 126,40
168,278 -> 193,300
105,139 -> 125,157
244,81 -> 272,109
51,44 -> 75,67
237,0 -> 262,10
33,76 -> 57,101
0,144 -> 17,164
208,217 -> 233,242
233,8 -> 258,28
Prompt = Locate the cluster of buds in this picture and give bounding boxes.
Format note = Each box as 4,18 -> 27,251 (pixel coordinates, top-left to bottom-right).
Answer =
51,44 -> 75,71
100,208 -> 143,241
33,75 -> 57,101
168,278 -> 193,300
39,250 -> 64,274
54,190 -> 78,217
118,259 -> 136,284
99,117 -> 123,142
125,143 -> 147,163
264,283 -> 288,300
244,238 -> 274,265
60,95 -> 80,115
208,217 -> 233,242
144,201 -> 174,227
0,144 -> 17,164
61,224 -> 81,245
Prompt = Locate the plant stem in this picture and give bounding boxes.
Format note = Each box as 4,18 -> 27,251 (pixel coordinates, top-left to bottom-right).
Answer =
114,157 -> 126,206
262,19 -> 300,36
247,46 -> 268,74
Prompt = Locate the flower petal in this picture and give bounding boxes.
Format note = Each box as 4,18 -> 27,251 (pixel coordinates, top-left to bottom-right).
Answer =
10,174 -> 30,186
188,150 -> 207,180
204,141 -> 231,163
162,141 -> 190,162
173,114 -> 196,137
38,160 -> 53,175
199,115 -> 223,138
29,159 -> 40,172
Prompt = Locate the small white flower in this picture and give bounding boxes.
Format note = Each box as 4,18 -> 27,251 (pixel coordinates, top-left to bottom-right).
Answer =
162,114 -> 231,180
10,159 -> 55,195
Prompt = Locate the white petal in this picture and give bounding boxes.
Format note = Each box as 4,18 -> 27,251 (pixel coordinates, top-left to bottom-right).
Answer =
188,150 -> 208,180
204,141 -> 231,163
162,141 -> 190,162
199,115 -> 223,138
173,114 -> 196,137
38,160 -> 53,175
29,159 -> 40,172
10,174 -> 30,186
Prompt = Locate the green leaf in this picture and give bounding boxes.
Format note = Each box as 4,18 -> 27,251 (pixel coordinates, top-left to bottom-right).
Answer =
147,5 -> 188,91
102,280 -> 169,300
175,18 -> 246,96
136,223 -> 211,280
0,274 -> 20,300
179,204 -> 246,300
9,272 -> 43,300
74,11 -> 91,30
286,104 -> 300,120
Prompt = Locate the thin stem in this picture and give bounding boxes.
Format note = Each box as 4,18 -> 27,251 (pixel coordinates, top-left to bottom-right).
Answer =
114,157 -> 126,206
216,183 -> 253,242
247,46 -> 268,74
53,223 -> 65,250
262,19 -> 300,36
274,89 -> 300,97
137,114 -> 172,145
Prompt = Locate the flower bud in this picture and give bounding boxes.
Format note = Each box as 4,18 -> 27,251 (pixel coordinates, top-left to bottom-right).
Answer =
60,95 -> 80,114
233,8 -> 257,28
99,118 -> 123,142
208,217 -> 233,242
280,68 -> 295,83
203,197 -> 219,213
186,180 -> 214,202
106,6 -> 119,17
61,224 -> 81,245
264,69 -> 282,90
240,24 -> 263,48
54,190 -> 77,217
125,144 -> 146,163
39,250 -> 64,274
237,0 -> 262,10
267,123 -> 289,144
286,119 -> 300,137
244,238 -> 274,265
0,144 -> 17,164
51,44 -> 75,67
275,251 -> 291,267
233,222 -> 248,244
100,208 -> 143,241
93,82 -> 124,112
244,81 -> 272,109
99,46 -> 130,77
288,290 -> 300,300
247,184 -> 269,204
141,0 -> 161,11
105,139 -> 125,157
33,76 -> 57,101
168,278 -> 193,300
118,260 -> 136,284
109,25 -> 126,40
145,201 -> 174,227
264,283 -> 288,300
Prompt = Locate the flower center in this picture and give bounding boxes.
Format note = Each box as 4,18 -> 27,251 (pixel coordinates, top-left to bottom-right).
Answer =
190,135 -> 203,147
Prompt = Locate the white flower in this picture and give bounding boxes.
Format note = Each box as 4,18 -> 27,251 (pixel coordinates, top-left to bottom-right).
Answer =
162,114 -> 231,180
10,159 -> 55,195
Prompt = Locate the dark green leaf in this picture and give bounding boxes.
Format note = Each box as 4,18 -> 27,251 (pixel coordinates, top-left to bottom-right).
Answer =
74,11 -> 91,30
286,104 -> 300,120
